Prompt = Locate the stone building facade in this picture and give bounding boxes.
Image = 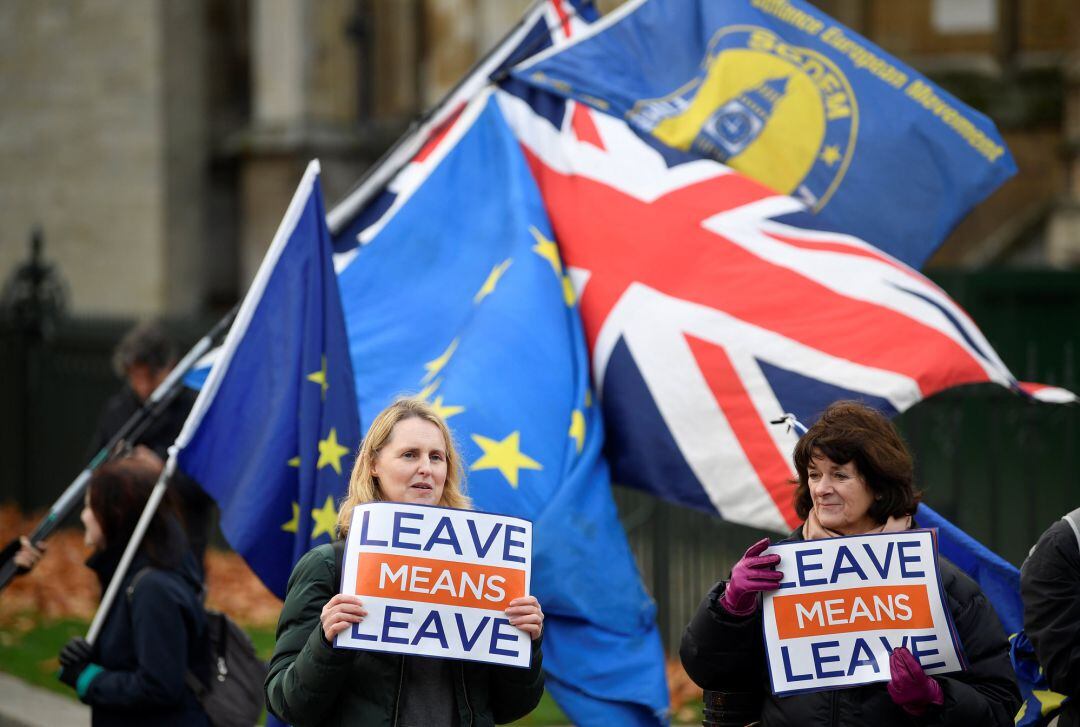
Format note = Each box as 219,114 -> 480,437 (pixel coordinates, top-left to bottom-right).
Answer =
0,0 -> 1076,319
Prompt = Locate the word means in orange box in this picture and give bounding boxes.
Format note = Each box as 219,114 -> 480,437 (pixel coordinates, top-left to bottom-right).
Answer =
773,584 -> 932,639
356,553 -> 525,611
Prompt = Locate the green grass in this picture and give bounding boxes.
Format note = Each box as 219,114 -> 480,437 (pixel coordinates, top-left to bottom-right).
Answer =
0,616 -> 86,698
507,692 -> 568,725
0,615 -> 570,725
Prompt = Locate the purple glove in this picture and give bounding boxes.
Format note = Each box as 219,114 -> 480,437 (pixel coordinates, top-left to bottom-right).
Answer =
718,538 -> 783,616
887,647 -> 944,716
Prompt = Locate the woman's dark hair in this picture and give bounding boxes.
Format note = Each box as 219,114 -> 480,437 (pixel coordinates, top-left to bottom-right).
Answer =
792,400 -> 920,524
88,458 -> 186,569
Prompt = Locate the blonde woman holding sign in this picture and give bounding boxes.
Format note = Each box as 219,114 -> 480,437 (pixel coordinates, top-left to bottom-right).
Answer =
265,397 -> 545,727
680,401 -> 1020,726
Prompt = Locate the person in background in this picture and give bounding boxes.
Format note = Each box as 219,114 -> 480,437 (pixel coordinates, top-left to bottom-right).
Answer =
7,322 -> 214,579
89,321 -> 215,566
1020,506 -> 1080,727
265,397 -> 546,727
680,400 -> 1021,726
57,456 -> 209,726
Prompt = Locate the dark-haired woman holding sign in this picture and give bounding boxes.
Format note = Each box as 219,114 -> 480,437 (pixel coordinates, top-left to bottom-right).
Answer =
680,401 -> 1020,726
265,398 -> 545,726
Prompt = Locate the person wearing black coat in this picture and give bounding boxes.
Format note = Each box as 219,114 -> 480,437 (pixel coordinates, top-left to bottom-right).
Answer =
683,525 -> 1020,726
56,458 -> 209,727
88,322 -> 215,565
680,401 -> 1020,726
8,323 -> 214,580
1020,508 -> 1080,727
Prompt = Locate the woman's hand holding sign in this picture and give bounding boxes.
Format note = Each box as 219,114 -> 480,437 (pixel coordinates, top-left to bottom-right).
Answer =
887,646 -> 944,716
321,594 -> 368,642
505,596 -> 544,640
719,537 -> 784,616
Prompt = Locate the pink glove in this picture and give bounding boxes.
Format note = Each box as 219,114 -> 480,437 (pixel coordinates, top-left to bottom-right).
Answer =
887,647 -> 944,716
718,538 -> 783,616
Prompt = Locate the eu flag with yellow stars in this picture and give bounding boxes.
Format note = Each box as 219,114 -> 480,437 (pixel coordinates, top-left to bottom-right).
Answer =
174,160 -> 359,599
334,90 -> 668,725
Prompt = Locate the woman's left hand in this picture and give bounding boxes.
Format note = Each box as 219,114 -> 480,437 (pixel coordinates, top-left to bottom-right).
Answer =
887,647 -> 944,716
505,596 -> 544,641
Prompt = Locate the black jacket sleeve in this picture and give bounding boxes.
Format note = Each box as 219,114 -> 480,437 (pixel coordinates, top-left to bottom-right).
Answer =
489,636 -> 545,724
1021,519 -> 1080,700
926,564 -> 1021,726
82,570 -> 197,708
679,580 -> 767,692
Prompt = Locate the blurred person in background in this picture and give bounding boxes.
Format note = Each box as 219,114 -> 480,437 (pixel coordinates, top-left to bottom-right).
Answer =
56,456 -> 209,726
8,322 -> 214,579
90,321 -> 214,566
265,397 -> 546,727
680,400 -> 1020,726
1021,506 -> 1080,727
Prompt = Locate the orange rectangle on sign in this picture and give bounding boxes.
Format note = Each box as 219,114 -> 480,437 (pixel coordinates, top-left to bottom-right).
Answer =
773,584 -> 933,639
356,553 -> 526,611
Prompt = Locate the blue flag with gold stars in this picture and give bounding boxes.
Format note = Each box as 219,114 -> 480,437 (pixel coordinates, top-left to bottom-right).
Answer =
334,90 -> 669,725
174,160 -> 359,599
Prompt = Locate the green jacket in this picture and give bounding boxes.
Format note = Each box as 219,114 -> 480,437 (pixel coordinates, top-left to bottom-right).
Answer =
265,543 -> 545,727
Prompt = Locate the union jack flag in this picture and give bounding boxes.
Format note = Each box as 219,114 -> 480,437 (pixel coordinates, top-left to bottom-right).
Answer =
497,87 -> 1075,532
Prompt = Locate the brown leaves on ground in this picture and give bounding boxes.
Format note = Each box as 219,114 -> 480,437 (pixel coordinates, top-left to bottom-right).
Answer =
203,549 -> 282,628
0,505 -> 281,629
668,657 -> 704,719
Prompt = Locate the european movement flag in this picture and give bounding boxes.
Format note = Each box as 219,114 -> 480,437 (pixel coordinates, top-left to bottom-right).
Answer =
512,0 -> 1016,268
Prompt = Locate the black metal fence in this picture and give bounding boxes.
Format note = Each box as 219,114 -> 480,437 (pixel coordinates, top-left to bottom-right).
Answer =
1,271 -> 1078,653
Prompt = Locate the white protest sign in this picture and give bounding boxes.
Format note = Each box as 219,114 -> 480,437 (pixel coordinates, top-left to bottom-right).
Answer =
762,529 -> 964,696
335,502 -> 533,668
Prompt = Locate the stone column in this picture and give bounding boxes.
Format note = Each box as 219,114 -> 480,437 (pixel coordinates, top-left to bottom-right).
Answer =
237,0 -> 361,286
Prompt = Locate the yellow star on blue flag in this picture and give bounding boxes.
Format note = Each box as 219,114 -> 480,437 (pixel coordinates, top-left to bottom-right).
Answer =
470,431 -> 543,488
310,496 -> 338,540
317,428 -> 350,475
307,355 -> 329,399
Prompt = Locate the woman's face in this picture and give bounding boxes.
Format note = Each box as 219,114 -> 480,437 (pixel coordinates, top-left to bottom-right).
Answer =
373,417 -> 448,506
808,452 -> 876,535
81,493 -> 105,549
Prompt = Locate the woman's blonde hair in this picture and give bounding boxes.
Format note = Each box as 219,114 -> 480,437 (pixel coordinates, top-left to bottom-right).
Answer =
336,397 -> 471,537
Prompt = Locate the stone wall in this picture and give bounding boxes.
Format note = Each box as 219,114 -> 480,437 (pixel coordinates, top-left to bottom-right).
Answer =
0,0 -> 208,317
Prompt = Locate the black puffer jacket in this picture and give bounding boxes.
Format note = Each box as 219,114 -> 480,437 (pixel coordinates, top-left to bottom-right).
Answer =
79,544 -> 209,727
1021,514 -> 1080,727
680,527 -> 1021,726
